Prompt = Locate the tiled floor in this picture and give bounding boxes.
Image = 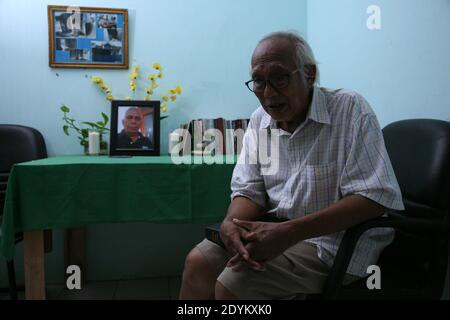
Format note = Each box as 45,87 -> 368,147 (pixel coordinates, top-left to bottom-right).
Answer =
0,276 -> 182,300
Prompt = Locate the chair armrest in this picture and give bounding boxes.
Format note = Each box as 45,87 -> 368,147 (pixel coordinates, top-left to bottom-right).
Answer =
322,213 -> 450,299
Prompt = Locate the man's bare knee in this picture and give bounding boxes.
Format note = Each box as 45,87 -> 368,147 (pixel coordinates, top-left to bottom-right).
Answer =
183,247 -> 212,276
180,247 -> 216,299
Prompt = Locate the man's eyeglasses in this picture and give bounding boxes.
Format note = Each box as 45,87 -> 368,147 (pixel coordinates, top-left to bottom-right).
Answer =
245,69 -> 300,93
126,115 -> 142,121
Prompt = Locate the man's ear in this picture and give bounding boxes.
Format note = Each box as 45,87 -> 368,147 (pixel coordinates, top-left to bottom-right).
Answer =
304,65 -> 317,87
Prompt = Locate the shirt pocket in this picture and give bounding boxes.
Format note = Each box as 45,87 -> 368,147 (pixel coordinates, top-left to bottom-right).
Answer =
301,162 -> 338,213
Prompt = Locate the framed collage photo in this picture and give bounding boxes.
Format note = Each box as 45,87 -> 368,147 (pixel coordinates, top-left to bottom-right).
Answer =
110,101 -> 161,156
48,6 -> 128,69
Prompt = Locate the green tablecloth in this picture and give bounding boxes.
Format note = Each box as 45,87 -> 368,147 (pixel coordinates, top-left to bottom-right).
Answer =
0,155 -> 236,260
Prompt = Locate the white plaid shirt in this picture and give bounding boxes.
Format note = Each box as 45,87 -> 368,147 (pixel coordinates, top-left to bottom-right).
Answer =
231,86 -> 404,277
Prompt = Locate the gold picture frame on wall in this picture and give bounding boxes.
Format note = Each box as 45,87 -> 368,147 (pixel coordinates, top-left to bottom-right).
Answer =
48,5 -> 128,69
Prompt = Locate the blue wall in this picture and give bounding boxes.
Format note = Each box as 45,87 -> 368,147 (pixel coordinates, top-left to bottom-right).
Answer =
307,1 -> 450,298
0,0 -> 307,155
1,1 -> 449,155
308,0 -> 450,127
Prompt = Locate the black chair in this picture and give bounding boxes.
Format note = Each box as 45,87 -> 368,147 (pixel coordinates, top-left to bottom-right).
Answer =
0,124 -> 50,300
320,119 -> 450,299
206,119 -> 450,299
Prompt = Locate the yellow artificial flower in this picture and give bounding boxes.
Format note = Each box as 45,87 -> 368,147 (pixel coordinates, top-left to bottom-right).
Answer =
92,76 -> 104,84
90,62 -> 181,111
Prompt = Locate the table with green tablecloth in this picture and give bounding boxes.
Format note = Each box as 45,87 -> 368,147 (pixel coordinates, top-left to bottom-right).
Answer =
0,155 -> 236,299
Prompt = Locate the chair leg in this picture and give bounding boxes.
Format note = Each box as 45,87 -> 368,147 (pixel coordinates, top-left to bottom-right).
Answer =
6,260 -> 18,300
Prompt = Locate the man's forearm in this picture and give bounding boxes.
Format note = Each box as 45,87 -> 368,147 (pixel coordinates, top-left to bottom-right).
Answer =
283,195 -> 385,246
224,196 -> 266,223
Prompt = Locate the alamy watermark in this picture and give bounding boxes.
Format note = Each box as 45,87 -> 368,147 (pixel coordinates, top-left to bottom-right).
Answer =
66,265 -> 82,290
168,128 -> 281,176
367,5 -> 382,30
366,264 -> 381,290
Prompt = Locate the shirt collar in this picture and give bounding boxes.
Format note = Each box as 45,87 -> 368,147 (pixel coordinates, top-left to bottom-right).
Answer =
260,86 -> 331,129
308,86 -> 331,125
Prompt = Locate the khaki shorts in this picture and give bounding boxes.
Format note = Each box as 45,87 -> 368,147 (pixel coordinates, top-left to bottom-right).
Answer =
196,239 -> 359,300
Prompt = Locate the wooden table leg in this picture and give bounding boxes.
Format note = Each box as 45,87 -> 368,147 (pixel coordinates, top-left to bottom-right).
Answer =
24,230 -> 46,300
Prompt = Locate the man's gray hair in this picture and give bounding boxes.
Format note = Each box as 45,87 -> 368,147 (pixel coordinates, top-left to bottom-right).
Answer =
258,31 -> 320,85
125,107 -> 140,115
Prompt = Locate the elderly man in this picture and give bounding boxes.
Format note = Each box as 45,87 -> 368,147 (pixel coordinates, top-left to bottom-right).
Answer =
117,107 -> 153,150
180,31 -> 404,300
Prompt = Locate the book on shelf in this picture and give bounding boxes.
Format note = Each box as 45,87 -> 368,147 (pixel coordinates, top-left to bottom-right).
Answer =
204,223 -> 225,248
214,117 -> 225,155
175,117 -> 250,156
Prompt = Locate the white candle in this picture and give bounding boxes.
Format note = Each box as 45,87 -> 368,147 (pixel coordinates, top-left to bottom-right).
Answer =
88,131 -> 100,155
168,132 -> 179,155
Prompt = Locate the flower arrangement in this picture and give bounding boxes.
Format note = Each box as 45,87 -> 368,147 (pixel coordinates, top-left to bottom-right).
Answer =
91,63 -> 183,119
60,63 -> 181,153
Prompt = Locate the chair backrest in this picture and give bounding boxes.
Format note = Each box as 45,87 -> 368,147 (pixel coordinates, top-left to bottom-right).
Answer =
380,119 -> 450,298
0,125 -> 47,173
0,125 -> 47,210
382,119 -> 450,218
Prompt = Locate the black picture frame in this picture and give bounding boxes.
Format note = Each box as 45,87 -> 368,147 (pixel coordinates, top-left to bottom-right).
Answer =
48,5 -> 129,69
110,101 -> 160,156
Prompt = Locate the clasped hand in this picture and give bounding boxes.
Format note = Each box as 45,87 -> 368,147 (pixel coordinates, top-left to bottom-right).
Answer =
221,218 -> 290,272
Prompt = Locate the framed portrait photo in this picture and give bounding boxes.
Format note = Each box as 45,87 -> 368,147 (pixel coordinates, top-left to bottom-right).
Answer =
48,5 -> 128,69
110,101 -> 161,156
